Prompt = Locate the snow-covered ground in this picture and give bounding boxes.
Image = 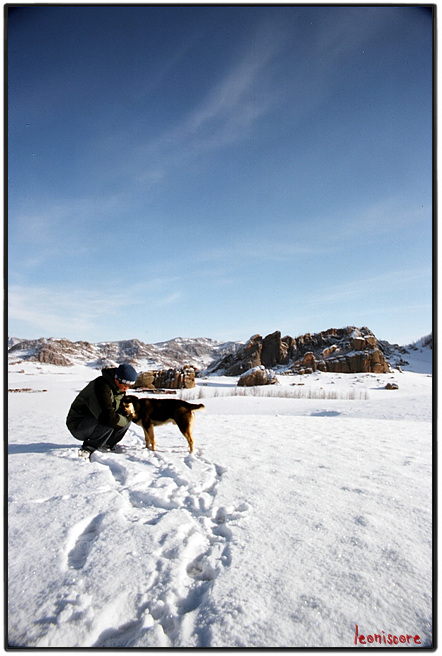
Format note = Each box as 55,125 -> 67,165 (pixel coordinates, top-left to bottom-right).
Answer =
7,357 -> 433,648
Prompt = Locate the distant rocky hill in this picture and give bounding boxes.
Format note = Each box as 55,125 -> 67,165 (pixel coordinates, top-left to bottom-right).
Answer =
8,328 -> 432,375
7,336 -> 238,372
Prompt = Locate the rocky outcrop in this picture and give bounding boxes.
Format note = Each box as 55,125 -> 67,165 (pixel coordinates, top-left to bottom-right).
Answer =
134,367 -> 196,390
237,366 -> 278,387
210,327 -> 391,375
153,367 -> 196,389
290,327 -> 390,374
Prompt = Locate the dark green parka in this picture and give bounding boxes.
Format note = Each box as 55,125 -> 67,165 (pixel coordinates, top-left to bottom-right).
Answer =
66,367 -> 130,431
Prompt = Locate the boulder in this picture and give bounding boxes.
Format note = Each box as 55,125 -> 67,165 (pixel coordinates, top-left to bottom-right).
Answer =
237,366 -> 278,387
134,371 -> 156,389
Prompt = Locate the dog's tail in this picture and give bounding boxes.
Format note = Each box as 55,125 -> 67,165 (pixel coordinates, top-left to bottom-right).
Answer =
189,403 -> 205,412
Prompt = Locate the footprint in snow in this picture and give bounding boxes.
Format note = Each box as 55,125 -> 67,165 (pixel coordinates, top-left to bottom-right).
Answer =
95,456 -> 128,485
66,513 -> 105,570
186,555 -> 218,581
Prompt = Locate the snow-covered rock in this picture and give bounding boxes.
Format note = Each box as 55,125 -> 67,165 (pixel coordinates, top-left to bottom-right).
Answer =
237,365 -> 278,386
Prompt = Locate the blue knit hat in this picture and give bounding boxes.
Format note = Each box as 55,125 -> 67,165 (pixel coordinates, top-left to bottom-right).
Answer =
115,364 -> 138,384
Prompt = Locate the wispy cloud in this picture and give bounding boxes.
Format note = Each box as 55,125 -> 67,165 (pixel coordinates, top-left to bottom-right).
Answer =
133,9 -> 403,192
307,267 -> 432,307
8,281 -> 184,338
197,240 -> 333,265
8,285 -> 120,337
291,196 -> 430,250
155,292 -> 182,307
11,196 -> 113,238
134,23 -> 286,185
9,191 -> 131,269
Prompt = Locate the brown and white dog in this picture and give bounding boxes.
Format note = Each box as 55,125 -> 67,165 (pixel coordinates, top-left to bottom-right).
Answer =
121,395 -> 205,453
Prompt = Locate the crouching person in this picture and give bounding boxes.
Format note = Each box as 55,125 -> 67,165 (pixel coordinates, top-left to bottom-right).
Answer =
66,364 -> 138,460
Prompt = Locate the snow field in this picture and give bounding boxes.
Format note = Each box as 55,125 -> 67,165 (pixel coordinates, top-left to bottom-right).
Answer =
7,365 -> 433,647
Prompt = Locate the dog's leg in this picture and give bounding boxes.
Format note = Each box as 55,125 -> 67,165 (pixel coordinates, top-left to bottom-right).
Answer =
148,425 -> 156,451
142,426 -> 151,449
143,423 -> 155,450
176,415 -> 194,453
183,429 -> 194,454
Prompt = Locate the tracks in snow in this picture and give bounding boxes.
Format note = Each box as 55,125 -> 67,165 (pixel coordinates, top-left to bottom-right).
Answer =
36,435 -> 249,647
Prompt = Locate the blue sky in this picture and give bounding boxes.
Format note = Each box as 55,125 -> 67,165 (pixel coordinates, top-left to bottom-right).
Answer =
8,5 -> 433,345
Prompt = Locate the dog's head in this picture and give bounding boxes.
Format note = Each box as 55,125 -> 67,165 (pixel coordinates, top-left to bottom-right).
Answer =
120,395 -> 139,418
